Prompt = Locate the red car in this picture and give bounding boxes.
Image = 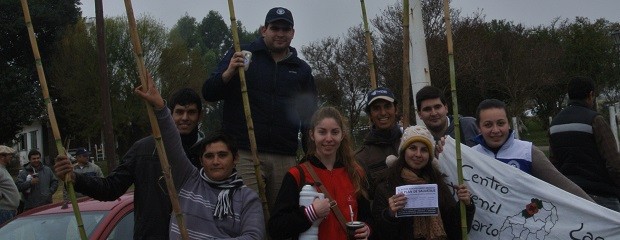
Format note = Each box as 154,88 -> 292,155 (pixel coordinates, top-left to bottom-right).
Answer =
0,192 -> 134,240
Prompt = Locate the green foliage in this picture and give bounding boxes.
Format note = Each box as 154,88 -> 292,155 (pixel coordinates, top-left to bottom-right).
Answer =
47,19 -> 99,143
303,1 -> 620,148
159,11 -> 259,136
519,117 -> 549,147
198,11 -> 231,56
0,0 -> 80,144
46,14 -> 167,154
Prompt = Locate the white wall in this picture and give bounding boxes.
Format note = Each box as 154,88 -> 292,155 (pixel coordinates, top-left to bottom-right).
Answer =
13,121 -> 44,166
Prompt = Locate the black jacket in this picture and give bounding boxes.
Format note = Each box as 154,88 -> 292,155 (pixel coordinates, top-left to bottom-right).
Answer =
74,133 -> 200,240
549,100 -> 619,198
203,37 -> 317,156
355,125 -> 401,199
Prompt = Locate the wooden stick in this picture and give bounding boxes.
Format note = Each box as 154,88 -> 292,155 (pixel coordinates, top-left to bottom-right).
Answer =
122,1 -> 188,239
442,0 -> 468,239
360,0 -> 378,89
226,0 -> 270,222
401,0 -> 411,127
19,0 -> 87,239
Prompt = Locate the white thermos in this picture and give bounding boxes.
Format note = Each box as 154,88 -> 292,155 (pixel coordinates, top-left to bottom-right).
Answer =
299,184 -> 324,240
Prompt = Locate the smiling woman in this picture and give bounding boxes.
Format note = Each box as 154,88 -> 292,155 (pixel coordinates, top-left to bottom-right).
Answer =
268,107 -> 372,240
372,125 -> 475,240
471,99 -> 594,202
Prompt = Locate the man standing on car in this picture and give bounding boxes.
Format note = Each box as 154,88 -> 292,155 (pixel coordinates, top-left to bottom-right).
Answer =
0,145 -> 19,224
54,87 -> 204,240
203,7 -> 317,207
16,149 -> 58,211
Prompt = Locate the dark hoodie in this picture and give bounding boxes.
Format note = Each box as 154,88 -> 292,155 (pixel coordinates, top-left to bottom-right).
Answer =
15,162 -> 58,210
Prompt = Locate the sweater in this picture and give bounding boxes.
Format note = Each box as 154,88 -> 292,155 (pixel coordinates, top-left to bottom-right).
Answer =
0,165 -> 19,210
155,107 -> 265,240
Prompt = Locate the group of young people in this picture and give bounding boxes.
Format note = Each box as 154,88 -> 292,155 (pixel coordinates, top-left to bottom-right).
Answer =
49,5 -> 618,240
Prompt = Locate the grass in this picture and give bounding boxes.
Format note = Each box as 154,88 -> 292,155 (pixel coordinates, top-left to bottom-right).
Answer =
518,117 -> 550,156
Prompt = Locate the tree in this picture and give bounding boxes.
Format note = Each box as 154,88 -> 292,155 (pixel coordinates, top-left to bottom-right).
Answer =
159,11 -> 259,136
198,11 -> 231,56
302,26 -> 372,143
46,15 -> 167,155
0,0 -> 80,144
47,19 -> 99,144
159,15 -> 207,97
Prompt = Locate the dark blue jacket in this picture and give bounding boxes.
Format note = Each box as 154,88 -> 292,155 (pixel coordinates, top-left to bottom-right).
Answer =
203,37 -> 317,156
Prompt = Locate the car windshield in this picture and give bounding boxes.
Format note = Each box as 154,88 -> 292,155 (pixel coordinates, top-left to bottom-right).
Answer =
0,211 -> 107,240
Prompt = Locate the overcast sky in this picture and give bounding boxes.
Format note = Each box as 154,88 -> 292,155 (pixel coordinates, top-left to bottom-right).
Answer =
79,0 -> 620,50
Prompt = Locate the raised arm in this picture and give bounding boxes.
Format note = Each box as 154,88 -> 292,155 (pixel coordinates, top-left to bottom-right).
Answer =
134,74 -> 195,190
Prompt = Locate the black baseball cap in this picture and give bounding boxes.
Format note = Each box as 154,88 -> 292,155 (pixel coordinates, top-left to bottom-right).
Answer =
265,7 -> 294,26
365,87 -> 396,112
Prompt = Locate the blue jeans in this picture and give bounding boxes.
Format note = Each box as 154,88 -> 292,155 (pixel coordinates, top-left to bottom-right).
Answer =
589,194 -> 620,212
0,209 -> 17,225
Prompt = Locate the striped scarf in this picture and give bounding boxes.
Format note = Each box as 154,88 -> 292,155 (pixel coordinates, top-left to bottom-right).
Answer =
200,169 -> 244,219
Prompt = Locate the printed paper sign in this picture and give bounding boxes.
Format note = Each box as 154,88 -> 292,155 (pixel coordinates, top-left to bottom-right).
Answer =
395,184 -> 439,217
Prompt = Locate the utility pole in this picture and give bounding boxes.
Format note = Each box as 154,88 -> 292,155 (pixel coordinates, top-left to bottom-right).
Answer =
95,0 -> 118,170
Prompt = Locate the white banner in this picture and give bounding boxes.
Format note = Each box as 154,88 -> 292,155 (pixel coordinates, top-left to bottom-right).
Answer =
437,137 -> 620,240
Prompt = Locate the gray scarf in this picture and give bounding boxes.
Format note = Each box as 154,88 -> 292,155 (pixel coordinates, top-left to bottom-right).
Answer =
200,169 -> 244,219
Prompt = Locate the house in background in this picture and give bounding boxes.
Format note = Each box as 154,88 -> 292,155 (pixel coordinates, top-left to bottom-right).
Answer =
13,120 -> 50,166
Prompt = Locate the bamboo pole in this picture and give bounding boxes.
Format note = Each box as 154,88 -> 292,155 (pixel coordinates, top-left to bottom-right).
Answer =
122,1 -> 188,239
401,0 -> 411,127
442,0 -> 468,239
360,0 -> 378,89
19,1 -> 87,239
226,0 -> 270,222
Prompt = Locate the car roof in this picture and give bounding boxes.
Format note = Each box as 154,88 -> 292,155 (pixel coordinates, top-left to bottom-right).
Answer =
19,191 -> 134,216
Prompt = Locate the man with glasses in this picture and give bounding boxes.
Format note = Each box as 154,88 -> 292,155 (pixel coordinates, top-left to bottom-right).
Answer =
0,145 -> 19,224
54,88 -> 204,240
203,7 -> 317,208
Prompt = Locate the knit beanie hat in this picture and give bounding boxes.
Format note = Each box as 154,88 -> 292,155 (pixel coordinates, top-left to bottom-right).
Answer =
399,125 -> 435,159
